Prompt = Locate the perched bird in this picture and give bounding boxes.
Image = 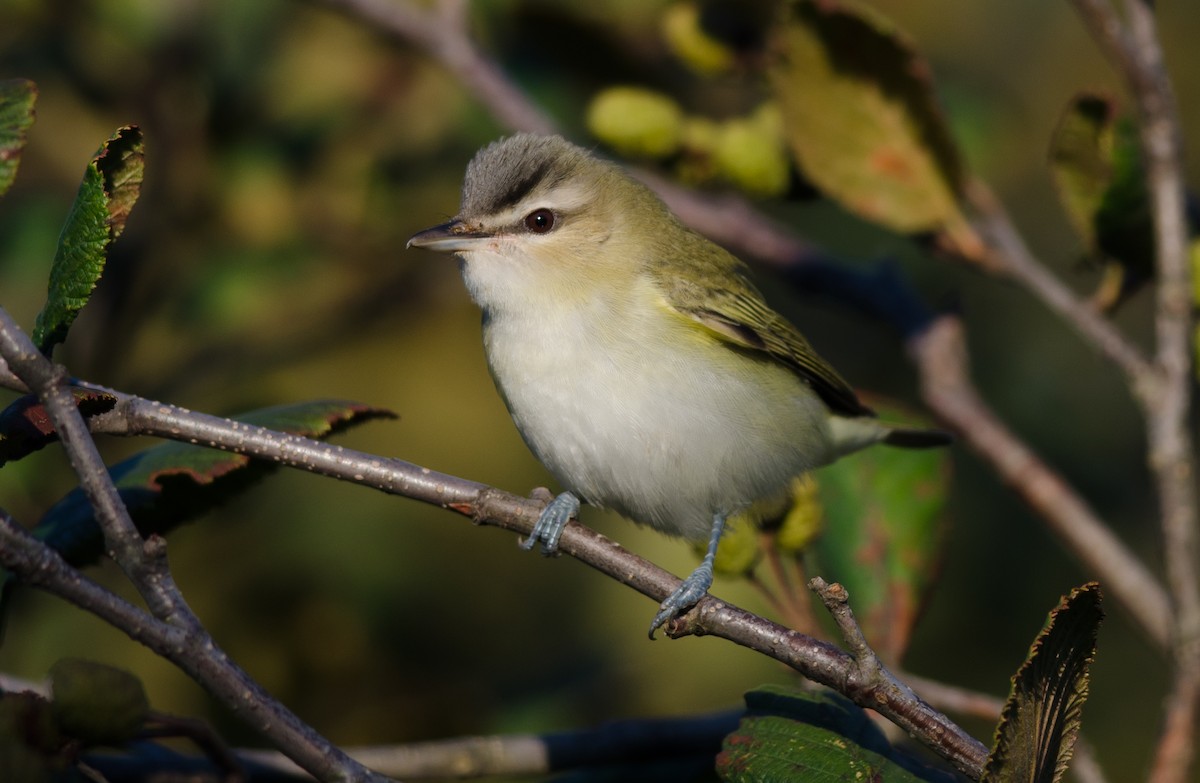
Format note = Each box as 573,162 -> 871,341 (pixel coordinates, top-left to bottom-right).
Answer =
408,134 -> 949,637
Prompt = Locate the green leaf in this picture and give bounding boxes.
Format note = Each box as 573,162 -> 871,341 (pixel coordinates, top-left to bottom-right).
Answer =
717,685 -> 959,783
982,583 -> 1103,783
17,400 -> 395,574
1048,93 -> 1116,250
0,388 -> 118,466
32,125 -> 145,355
767,0 -> 982,260
0,79 -> 37,198
1049,92 -> 1154,310
810,406 -> 950,662
49,658 -> 148,747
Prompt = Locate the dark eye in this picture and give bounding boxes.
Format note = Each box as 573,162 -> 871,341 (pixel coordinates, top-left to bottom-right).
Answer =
524,208 -> 555,234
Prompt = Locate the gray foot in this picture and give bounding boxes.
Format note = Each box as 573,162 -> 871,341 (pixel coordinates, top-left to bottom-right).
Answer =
648,512 -> 727,639
649,563 -> 714,638
522,491 -> 579,555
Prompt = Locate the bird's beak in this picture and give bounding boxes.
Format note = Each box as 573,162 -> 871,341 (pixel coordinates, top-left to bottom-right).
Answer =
406,219 -> 493,253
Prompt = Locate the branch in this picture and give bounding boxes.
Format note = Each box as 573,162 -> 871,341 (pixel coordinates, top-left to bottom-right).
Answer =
0,310 -> 391,783
1071,3 -> 1200,782
79,711 -> 737,781
807,576 -> 972,766
3,382 -> 989,778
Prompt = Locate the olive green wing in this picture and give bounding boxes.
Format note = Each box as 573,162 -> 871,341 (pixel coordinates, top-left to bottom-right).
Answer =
648,235 -> 874,418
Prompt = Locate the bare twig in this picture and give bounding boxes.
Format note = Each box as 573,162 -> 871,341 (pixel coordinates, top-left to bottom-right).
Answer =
804,577 -> 988,774
1070,3 -> 1200,782
80,711 -> 738,781
0,310 -> 391,783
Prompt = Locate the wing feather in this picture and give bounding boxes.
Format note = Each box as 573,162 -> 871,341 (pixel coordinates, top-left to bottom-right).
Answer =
647,231 -> 873,418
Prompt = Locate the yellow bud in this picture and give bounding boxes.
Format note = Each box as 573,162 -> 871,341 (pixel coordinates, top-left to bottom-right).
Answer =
775,475 -> 824,554
750,101 -> 784,140
714,118 -> 790,198
661,2 -> 736,76
586,87 -> 684,158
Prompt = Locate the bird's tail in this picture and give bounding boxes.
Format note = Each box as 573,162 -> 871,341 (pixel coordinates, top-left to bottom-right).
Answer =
883,427 -> 954,449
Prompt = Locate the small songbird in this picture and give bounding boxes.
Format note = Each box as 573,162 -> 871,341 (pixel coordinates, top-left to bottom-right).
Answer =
408,134 -> 949,637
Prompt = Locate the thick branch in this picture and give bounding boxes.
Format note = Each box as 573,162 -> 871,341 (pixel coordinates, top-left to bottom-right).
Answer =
13,386 -> 989,777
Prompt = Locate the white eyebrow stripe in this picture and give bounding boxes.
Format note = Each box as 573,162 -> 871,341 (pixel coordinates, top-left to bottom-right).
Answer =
487,181 -> 597,227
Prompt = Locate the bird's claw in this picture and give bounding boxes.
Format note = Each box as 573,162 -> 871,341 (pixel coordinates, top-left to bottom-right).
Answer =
648,564 -> 713,639
522,491 -> 579,555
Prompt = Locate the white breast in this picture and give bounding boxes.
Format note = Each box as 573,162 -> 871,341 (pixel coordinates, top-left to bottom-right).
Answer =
470,264 -> 833,540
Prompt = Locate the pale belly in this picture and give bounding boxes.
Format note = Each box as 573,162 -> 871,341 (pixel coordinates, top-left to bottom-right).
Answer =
481,307 -> 834,540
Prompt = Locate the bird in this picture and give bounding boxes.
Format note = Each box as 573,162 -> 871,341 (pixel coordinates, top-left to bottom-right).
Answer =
408,133 -> 950,637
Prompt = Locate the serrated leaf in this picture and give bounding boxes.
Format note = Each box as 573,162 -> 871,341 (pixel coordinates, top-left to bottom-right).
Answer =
0,79 -> 37,197
717,685 -> 959,783
982,583 -> 1103,783
32,125 -> 144,355
1049,93 -> 1154,310
811,406 -> 949,662
768,0 -> 982,260
49,658 -> 148,747
0,388 -> 117,466
16,400 -> 395,574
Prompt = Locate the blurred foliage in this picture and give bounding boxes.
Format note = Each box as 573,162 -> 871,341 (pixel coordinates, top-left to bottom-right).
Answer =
810,404 -> 949,664
1049,93 -> 1156,311
0,0 -> 1195,780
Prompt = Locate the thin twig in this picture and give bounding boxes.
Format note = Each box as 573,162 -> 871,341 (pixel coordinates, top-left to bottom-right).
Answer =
1070,3 -> 1200,782
803,577 -> 987,774
0,310 -> 391,783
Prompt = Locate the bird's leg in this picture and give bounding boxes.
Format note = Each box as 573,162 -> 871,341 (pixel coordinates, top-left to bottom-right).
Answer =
522,491 -> 580,555
649,512 -> 727,639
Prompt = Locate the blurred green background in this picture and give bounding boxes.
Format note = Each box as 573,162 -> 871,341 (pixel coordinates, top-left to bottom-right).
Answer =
1,0 -> 1197,779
